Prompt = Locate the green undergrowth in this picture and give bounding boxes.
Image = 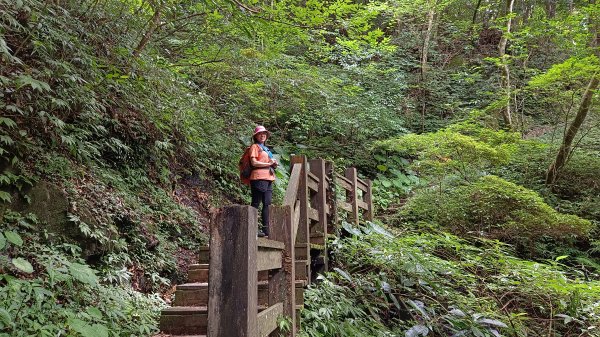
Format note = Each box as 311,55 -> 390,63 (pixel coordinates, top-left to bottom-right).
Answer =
301,221 -> 600,337
0,212 -> 165,337
400,175 -> 592,253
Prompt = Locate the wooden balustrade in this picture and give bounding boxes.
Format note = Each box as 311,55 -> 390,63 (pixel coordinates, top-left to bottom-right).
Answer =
207,156 -> 374,337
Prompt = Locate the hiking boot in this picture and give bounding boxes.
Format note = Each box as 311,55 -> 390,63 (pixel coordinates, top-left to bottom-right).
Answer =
257,231 -> 266,237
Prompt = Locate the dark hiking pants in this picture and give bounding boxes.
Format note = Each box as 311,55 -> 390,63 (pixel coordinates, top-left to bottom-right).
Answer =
250,180 -> 273,234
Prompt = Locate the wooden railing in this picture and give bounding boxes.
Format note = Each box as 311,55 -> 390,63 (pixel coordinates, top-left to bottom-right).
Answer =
208,156 -> 373,337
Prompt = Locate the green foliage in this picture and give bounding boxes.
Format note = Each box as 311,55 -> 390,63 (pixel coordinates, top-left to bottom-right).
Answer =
308,221 -> 600,336
378,126 -> 519,184
0,212 -> 164,336
371,152 -> 421,210
401,175 -> 593,250
528,56 -> 600,90
301,274 -> 397,337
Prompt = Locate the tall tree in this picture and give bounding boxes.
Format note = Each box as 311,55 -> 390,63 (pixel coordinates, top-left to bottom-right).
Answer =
498,0 -> 516,129
546,3 -> 599,185
545,73 -> 599,185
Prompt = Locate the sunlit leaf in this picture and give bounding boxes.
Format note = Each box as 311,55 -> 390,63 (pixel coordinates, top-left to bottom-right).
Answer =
12,258 -> 33,273
4,231 -> 23,246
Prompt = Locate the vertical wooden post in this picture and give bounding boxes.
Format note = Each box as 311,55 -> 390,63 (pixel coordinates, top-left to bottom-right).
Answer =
325,161 -> 337,236
268,206 -> 296,337
291,155 -> 310,282
364,179 -> 374,222
345,167 -> 359,225
208,205 -> 258,337
309,158 -> 328,271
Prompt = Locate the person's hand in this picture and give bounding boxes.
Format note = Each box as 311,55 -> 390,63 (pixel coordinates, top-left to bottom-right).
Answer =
270,159 -> 279,168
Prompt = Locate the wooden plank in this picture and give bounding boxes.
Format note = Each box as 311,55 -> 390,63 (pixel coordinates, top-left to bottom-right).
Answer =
294,243 -> 309,260
365,179 -> 374,221
258,238 -> 285,250
308,207 -> 319,221
307,171 -> 319,184
283,164 -> 302,206
257,249 -> 282,271
356,179 -> 369,193
335,174 -> 353,191
357,199 -> 369,211
257,303 -> 283,337
295,260 -> 308,281
339,202 -> 352,212
345,167 -> 360,225
325,161 -> 338,231
307,178 -> 318,192
269,205 -> 296,337
292,200 -> 300,244
291,155 -> 310,283
208,205 -> 258,337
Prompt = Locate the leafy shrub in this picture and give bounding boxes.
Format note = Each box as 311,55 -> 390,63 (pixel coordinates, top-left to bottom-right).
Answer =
301,275 -> 398,337
401,175 -> 593,250
378,126 -> 518,185
0,213 -> 164,337
310,221 -> 600,337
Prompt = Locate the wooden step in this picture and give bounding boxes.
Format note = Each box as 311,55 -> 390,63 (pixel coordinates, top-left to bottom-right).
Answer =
199,247 -> 209,264
160,306 -> 208,335
189,264 -> 209,270
310,235 -> 325,246
173,283 -> 208,307
188,264 -> 209,283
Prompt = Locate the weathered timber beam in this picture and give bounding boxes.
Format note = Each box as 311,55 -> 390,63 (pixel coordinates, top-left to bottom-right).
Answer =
257,303 -> 283,337
356,179 -> 369,193
308,207 -> 319,221
307,178 -> 318,192
257,249 -> 283,271
339,202 -> 352,212
283,164 -> 302,206
208,205 -> 258,337
257,237 -> 285,250
335,174 -> 353,191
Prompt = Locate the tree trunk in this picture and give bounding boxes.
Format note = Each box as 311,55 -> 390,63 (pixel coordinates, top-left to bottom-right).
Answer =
133,2 -> 163,58
472,0 -> 483,24
545,0 -> 556,18
420,7 -> 435,81
545,74 -> 600,185
498,0 -> 515,129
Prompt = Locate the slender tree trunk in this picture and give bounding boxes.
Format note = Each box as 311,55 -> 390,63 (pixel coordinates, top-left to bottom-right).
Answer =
133,2 -> 163,58
421,7 -> 435,81
498,0 -> 515,129
472,0 -> 483,24
545,74 -> 599,185
545,0 -> 556,18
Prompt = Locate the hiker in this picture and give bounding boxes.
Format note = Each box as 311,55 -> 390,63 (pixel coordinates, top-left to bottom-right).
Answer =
249,125 -> 278,237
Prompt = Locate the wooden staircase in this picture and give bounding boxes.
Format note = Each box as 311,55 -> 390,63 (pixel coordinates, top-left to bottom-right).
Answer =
158,156 -> 374,337
160,247 -> 210,336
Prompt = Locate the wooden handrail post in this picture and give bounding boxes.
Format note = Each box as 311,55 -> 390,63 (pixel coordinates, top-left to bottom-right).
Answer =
269,206 -> 297,337
208,205 -> 258,337
290,155 -> 310,282
365,179 -> 374,221
345,167 -> 359,225
325,161 -> 337,235
309,158 -> 328,271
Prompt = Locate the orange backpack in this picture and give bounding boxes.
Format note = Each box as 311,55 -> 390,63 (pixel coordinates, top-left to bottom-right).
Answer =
239,144 -> 262,185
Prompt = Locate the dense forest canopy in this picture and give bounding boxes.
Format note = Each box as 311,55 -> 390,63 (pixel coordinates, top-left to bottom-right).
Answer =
1,0 -> 599,336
